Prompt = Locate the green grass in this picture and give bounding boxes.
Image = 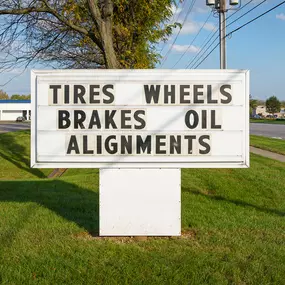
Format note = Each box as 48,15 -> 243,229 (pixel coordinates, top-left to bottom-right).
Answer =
0,130 -> 51,180
0,131 -> 285,284
250,135 -> 285,155
250,118 -> 285,124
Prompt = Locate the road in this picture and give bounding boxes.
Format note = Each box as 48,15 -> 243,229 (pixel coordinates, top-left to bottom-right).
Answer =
0,122 -> 31,133
250,123 -> 285,139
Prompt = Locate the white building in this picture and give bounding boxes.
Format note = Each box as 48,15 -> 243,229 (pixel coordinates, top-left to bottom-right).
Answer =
0,100 -> 31,121
254,105 -> 285,118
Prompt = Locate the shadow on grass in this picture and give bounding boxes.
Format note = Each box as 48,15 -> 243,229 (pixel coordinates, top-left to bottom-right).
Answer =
0,179 -> 99,235
0,130 -> 46,178
182,187 -> 285,217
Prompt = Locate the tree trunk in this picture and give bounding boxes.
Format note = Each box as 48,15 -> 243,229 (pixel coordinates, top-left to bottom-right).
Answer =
87,0 -> 119,69
100,20 -> 120,69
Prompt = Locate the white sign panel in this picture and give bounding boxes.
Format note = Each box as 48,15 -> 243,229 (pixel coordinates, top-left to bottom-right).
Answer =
100,168 -> 181,236
31,69 -> 249,168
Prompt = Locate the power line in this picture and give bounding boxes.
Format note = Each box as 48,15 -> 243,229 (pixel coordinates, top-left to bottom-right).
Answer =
193,42 -> 219,69
226,0 -> 266,28
185,23 -> 218,68
163,0 -> 267,69
193,0 -> 285,69
159,0 -> 187,54
172,10 -> 212,68
172,1 -> 186,24
160,0 -> 197,66
187,0 -> 267,69
185,0 -> 262,69
159,0 -> 197,67
227,0 -> 285,36
226,0 -> 255,22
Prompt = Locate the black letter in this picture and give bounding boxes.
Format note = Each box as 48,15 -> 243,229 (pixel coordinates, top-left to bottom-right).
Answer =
103,85 -> 114,104
207,85 -> 218,104
89,85 -> 100,104
144,85 -> 160,104
58,110 -> 71,129
193,85 -> 204,104
88,110 -> 101,129
170,135 -> 181,154
201,110 -> 207,129
136,136 -> 151,154
134,110 -> 146,130
96,135 -> 102,154
185,110 -> 199,129
74,85 -> 86,104
83,135 -> 94,154
180,85 -> 190,104
64,85 -> 70,104
74,110 -> 86,129
67,135 -> 80,154
50,85 -> 61,104
199,135 -> 211,154
184,135 -> 196,154
156,135 -> 167,154
105,110 -> 117,129
105,135 -> 118,154
164,85 -> 175,104
121,136 -> 133,154
121,110 -> 132,129
220,85 -> 232,104
211,110 -> 221,129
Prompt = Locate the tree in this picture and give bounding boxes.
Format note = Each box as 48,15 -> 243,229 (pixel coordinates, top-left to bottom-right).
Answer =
256,99 -> 265,106
249,95 -> 258,116
266,96 -> 281,116
10,94 -> 31,100
0,89 -> 9,99
0,1 -> 177,70
10,94 -> 22,100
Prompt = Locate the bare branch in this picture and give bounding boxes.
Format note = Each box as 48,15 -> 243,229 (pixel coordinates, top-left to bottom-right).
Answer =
0,7 -> 48,15
0,1 -> 105,56
39,0 -> 90,37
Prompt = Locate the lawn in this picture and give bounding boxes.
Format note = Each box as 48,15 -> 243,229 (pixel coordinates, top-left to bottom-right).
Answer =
0,131 -> 285,284
0,130 -> 51,180
250,118 -> 285,124
250,135 -> 285,155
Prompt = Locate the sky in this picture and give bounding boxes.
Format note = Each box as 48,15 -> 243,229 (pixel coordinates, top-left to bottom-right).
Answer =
0,0 -> 285,101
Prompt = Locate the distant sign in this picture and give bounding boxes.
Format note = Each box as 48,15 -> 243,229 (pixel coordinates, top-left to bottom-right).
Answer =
31,69 -> 249,168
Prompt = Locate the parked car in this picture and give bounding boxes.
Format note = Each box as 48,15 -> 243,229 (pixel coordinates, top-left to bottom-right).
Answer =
16,116 -> 26,122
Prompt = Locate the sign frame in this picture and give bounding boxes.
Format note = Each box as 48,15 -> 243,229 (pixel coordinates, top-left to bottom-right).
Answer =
31,69 -> 249,169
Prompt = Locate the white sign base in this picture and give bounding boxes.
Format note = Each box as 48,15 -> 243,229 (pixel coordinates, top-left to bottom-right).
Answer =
99,169 -> 181,236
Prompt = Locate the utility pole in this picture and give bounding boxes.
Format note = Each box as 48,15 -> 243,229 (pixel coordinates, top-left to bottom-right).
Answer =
218,0 -> 227,69
206,0 -> 240,69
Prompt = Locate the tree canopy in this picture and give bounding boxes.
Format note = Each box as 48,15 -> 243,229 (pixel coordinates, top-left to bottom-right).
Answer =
266,96 -> 281,115
249,95 -> 258,116
0,89 -> 9,99
10,94 -> 31,100
0,0 -> 177,70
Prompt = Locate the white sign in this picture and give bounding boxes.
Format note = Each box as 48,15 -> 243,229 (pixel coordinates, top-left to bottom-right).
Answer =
31,69 -> 249,168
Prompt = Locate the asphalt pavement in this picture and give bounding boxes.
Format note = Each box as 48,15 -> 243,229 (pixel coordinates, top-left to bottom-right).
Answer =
250,123 -> 285,139
0,122 -> 31,133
